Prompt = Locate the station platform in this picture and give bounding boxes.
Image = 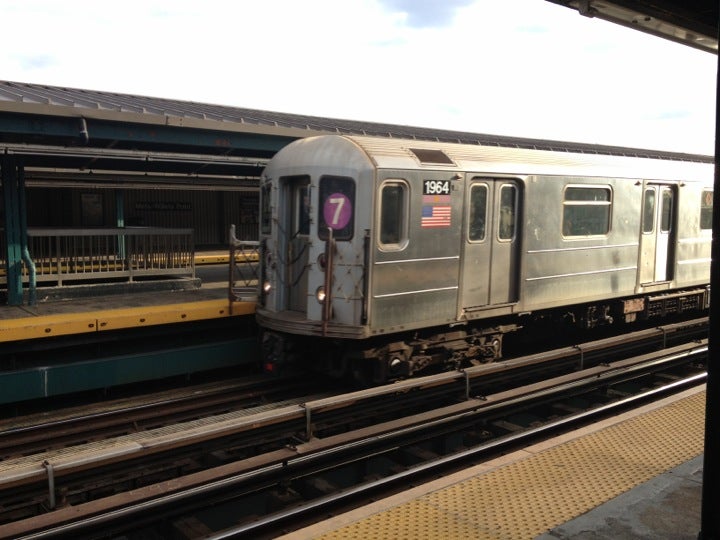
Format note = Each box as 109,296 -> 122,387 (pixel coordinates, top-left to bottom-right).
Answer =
279,386 -> 706,540
0,253 -> 259,404
0,251 -> 256,342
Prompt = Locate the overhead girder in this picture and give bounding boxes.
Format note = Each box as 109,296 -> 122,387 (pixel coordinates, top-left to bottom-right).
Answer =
2,142 -> 269,181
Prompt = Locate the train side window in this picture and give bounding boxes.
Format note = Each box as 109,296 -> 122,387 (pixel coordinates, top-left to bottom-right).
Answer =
379,181 -> 408,249
562,186 -> 611,237
642,188 -> 656,233
318,176 -> 355,241
469,184 -> 487,242
701,189 -> 713,230
498,184 -> 517,241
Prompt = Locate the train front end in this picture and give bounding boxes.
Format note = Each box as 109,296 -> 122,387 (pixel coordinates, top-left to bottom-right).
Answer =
256,136 -> 373,373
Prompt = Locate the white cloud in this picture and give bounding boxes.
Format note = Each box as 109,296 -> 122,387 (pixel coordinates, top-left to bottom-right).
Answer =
0,0 -> 715,154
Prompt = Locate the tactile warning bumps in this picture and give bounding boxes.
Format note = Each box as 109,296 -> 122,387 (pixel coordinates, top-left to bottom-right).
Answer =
318,391 -> 705,540
346,500 -> 494,540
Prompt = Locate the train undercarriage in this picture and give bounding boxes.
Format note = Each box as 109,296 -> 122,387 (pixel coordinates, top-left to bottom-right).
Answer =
260,287 -> 709,385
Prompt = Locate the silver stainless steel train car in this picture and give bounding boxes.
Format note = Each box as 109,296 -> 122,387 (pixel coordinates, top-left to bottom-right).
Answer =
256,135 -> 712,383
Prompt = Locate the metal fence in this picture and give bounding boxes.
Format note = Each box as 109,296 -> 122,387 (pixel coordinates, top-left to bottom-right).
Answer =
0,227 -> 194,286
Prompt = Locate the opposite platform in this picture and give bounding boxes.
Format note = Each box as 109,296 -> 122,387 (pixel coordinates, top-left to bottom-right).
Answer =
0,256 -> 256,342
279,386 -> 706,540
0,260 -> 259,403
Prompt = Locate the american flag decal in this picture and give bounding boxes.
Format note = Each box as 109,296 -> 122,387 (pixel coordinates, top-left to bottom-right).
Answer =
421,205 -> 451,228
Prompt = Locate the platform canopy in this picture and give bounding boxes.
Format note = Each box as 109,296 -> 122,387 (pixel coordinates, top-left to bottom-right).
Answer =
0,76 -> 712,190
546,0 -> 717,54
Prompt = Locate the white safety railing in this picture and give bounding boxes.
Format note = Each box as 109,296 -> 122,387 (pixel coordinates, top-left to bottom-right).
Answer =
1,227 -> 194,286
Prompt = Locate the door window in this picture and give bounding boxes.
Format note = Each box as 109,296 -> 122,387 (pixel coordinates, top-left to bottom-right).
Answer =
295,185 -> 310,236
498,184 -> 517,241
469,183 -> 488,242
260,182 -> 272,235
642,188 -> 656,233
660,187 -> 673,233
701,190 -> 713,230
700,190 -> 713,229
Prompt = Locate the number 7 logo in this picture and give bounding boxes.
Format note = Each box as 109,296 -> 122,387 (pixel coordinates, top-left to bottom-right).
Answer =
323,192 -> 352,230
328,196 -> 345,225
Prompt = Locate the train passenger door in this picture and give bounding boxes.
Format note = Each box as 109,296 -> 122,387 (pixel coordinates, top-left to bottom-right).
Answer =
639,183 -> 676,284
460,178 -> 520,309
286,177 -> 311,311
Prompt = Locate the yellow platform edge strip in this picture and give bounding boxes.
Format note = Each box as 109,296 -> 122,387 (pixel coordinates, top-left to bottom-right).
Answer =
196,253 -> 259,265
0,300 -> 255,342
298,388 -> 706,540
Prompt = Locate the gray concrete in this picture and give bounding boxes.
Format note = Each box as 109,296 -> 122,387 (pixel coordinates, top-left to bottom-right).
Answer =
536,456 -> 703,540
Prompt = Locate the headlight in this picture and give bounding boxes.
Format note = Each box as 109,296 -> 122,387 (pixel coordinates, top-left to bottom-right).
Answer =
316,286 -> 326,303
262,280 -> 272,293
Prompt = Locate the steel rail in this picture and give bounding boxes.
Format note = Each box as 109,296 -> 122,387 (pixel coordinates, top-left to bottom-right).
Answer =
0,322 -> 706,518
0,376 -> 312,456
11,341 -> 706,539
215,372 -> 707,539
3,315 -> 700,481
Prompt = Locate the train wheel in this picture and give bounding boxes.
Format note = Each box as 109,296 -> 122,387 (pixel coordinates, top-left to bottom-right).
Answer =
351,358 -> 388,387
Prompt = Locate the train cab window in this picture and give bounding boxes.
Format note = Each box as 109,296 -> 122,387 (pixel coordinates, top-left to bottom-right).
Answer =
379,181 -> 408,249
318,176 -> 355,241
469,184 -> 488,241
260,182 -> 272,235
562,186 -> 611,237
701,190 -> 713,230
498,184 -> 517,241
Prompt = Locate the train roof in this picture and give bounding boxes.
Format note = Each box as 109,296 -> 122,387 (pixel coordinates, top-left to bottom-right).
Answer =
295,135 -> 715,183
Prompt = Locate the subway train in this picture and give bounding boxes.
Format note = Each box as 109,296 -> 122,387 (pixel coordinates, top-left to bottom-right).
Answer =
255,135 -> 712,384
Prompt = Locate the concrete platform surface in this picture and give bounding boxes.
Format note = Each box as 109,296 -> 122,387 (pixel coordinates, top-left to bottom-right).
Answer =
537,455 -> 702,540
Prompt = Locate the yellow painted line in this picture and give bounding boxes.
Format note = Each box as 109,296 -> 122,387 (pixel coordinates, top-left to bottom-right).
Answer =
96,299 -> 253,331
0,313 -> 98,342
195,254 -> 230,264
195,253 -> 259,265
230,301 -> 256,316
1,300 -> 256,341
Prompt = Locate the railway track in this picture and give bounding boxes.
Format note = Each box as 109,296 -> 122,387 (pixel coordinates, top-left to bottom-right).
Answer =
0,375 -> 325,459
0,318 -> 708,539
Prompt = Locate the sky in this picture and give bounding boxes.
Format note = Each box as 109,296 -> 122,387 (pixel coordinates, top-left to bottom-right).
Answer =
1,0 -> 717,155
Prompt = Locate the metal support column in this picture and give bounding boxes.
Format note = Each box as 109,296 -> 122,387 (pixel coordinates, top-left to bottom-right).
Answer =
699,21 -> 720,540
116,189 -> 125,228
116,189 -> 126,260
2,156 -> 24,305
17,166 -> 36,305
